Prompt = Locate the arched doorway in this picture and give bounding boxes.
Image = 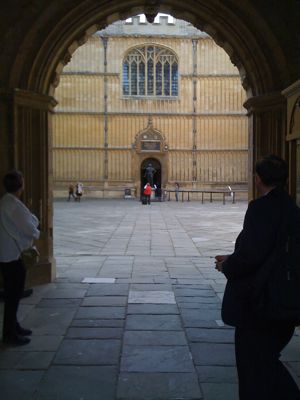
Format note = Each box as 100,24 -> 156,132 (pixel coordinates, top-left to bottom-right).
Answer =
0,1 -> 296,284
141,158 -> 162,200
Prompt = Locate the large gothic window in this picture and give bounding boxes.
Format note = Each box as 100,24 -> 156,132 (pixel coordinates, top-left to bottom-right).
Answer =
123,45 -> 178,97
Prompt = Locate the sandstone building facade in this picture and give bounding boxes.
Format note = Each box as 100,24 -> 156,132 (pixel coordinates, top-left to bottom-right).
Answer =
53,15 -> 248,198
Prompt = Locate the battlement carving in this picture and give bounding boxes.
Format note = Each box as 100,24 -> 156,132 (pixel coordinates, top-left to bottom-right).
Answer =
126,14 -> 175,25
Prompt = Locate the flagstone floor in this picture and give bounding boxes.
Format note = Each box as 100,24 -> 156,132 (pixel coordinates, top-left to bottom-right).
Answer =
1,198 -> 300,399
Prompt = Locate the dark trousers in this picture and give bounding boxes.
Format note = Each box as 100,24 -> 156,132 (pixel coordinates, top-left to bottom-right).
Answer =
235,325 -> 300,400
0,260 -> 26,338
68,192 -> 75,201
145,194 -> 151,204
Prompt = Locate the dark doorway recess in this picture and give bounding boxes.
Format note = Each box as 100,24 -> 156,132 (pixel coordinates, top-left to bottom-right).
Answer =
141,158 -> 162,200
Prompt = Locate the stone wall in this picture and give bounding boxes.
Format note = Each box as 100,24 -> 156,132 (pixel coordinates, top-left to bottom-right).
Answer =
53,19 -> 248,197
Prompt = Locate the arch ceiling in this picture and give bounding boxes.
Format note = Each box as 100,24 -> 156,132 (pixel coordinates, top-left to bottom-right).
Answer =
0,0 -> 300,97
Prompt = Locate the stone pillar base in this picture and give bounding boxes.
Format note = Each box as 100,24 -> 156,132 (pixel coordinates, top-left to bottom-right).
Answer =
25,258 -> 56,288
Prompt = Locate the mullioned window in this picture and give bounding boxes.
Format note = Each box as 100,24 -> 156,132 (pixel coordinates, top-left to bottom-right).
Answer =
123,45 -> 178,97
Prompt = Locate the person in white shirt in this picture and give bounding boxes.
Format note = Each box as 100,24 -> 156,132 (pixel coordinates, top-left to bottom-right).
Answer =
75,182 -> 83,202
0,170 -> 40,345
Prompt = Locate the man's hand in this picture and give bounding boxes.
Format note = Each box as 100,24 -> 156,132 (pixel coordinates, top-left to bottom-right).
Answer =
214,255 -> 229,272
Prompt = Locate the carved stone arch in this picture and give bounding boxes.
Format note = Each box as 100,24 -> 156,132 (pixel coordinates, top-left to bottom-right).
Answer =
1,0 -> 296,286
5,0 -> 290,97
289,96 -> 300,136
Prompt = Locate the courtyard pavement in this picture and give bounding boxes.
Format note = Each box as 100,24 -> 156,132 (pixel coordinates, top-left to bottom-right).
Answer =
1,198 -> 300,400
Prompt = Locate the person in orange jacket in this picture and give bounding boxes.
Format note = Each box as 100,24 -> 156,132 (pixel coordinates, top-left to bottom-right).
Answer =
143,182 -> 152,205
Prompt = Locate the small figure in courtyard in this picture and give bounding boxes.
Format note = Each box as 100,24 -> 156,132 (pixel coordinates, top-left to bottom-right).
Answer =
215,155 -> 300,400
155,184 -> 162,199
75,182 -> 83,202
143,182 -> 152,205
175,182 -> 180,202
144,163 -> 156,187
67,183 -> 76,201
0,170 -> 40,346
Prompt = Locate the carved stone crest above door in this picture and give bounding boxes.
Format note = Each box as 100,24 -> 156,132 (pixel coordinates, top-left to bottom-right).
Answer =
132,116 -> 168,153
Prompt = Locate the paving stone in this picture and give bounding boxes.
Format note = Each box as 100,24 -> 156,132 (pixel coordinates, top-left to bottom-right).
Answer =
37,298 -> 82,308
76,306 -> 126,319
129,284 -> 172,291
82,277 -> 116,283
82,296 -> 127,306
128,290 -> 176,304
169,269 -> 199,277
200,383 -> 239,400
34,366 -> 117,400
0,351 -> 24,369
116,277 -> 155,284
126,315 -> 182,330
120,345 -> 194,372
117,372 -> 202,399
176,296 -> 220,304
54,339 -> 121,365
196,366 -> 238,383
66,327 -> 123,339
178,302 -> 221,310
186,328 -> 234,343
173,288 -> 215,297
287,362 -> 300,376
20,308 -> 76,335
86,284 -> 129,296
181,308 -> 221,321
0,370 -> 44,400
123,330 -> 187,346
47,282 -> 89,290
42,288 -> 87,298
127,304 -> 179,315
281,336 -> 300,361
153,277 -> 175,283
6,335 -> 64,352
71,318 -> 124,328
176,279 -> 211,285
14,352 -> 55,370
190,343 -> 236,366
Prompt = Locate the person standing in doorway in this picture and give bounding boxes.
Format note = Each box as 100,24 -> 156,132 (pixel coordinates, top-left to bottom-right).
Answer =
144,182 -> 152,205
0,170 -> 40,346
215,155 -> 300,400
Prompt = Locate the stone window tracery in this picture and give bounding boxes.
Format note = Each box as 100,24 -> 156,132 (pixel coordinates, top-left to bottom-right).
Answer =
123,45 -> 178,97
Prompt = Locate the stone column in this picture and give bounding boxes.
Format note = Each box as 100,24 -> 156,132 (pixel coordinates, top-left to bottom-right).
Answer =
282,80 -> 300,199
244,92 -> 286,199
101,37 -> 109,183
192,39 -> 198,185
0,89 -> 57,286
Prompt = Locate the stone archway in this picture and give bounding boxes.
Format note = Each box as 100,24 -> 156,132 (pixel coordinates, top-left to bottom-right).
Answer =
0,0 -> 295,284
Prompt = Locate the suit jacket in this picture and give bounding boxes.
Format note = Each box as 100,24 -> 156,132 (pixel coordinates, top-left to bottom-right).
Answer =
221,187 -> 300,327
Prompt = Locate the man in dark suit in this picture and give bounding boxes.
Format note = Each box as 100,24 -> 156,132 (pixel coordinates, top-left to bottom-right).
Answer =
215,155 -> 300,400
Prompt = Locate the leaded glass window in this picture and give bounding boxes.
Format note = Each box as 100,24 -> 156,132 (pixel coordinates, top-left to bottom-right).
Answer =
123,45 -> 178,97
